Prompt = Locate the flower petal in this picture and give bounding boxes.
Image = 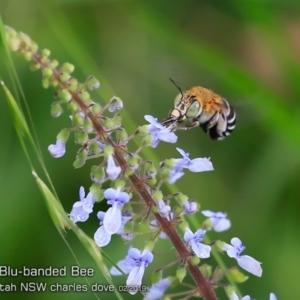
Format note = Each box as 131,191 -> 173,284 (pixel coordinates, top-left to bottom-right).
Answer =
190,240 -> 211,258
94,226 -> 111,247
106,155 -> 121,180
237,255 -> 262,277
126,265 -> 145,295
223,243 -> 238,258
188,158 -> 214,172
270,293 -> 277,300
110,259 -> 135,276
48,139 -> 66,158
143,278 -> 170,300
214,218 -> 231,232
176,147 -> 188,158
103,205 -> 122,234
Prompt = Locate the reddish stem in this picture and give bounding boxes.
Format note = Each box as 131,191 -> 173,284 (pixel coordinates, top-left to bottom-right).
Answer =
33,53 -> 217,300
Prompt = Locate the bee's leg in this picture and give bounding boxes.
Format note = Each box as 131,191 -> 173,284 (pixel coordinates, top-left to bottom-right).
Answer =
200,112 -> 219,133
206,112 -> 219,129
173,120 -> 200,131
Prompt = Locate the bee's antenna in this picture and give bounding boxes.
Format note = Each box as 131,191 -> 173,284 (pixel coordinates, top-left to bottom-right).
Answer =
169,78 -> 183,97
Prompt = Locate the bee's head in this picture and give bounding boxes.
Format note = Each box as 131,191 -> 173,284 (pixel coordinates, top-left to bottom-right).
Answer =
161,79 -> 202,126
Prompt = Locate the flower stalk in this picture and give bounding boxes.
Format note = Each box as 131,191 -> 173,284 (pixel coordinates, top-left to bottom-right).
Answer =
4,25 -> 278,300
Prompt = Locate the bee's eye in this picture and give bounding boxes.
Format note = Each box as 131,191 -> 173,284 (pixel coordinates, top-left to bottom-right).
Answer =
186,100 -> 201,118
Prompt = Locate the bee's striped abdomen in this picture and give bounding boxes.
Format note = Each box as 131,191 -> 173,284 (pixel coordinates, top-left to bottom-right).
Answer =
204,100 -> 236,140
223,101 -> 236,137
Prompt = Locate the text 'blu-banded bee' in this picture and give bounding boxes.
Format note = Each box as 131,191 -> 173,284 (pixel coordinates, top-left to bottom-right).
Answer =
161,79 -> 236,140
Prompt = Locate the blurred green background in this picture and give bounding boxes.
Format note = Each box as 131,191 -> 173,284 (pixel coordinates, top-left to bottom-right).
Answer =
1,0 -> 300,299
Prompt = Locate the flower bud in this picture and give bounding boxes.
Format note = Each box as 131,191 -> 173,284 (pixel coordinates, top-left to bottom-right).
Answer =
137,124 -> 149,135
144,163 -> 157,178
60,89 -> 72,102
191,255 -> 200,265
153,190 -> 163,201
42,68 -> 53,78
67,77 -> 78,92
103,119 -> 114,130
175,193 -> 188,204
112,114 -> 122,128
61,62 -> 75,74
141,135 -> 152,147
89,183 -> 104,201
108,96 -> 123,112
48,59 -> 59,69
160,168 -> 171,181
41,48 -> 51,58
68,101 -> 79,113
90,103 -> 102,115
86,76 -> 100,90
74,131 -> 89,145
57,128 -> 70,142
83,118 -> 93,133
29,62 -> 41,71
176,267 -> 186,283
115,129 -> 128,141
23,52 -> 33,61
128,156 -> 139,171
163,158 -> 176,168
51,102 -> 63,118
114,179 -> 126,190
139,219 -> 150,233
147,177 -> 157,185
199,264 -> 212,278
73,149 -> 87,168
20,32 -> 32,46
202,218 -> 213,231
7,37 -> 20,51
228,268 -> 248,283
104,145 -> 114,156
50,78 -> 59,88
151,270 -> 162,284
90,166 -> 105,184
88,141 -> 103,155
42,78 -> 50,89
5,26 -> 17,37
59,71 -> 70,82
78,91 -> 90,102
72,112 -> 84,126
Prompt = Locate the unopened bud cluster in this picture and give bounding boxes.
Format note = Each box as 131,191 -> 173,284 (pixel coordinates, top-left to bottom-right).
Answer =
5,26 -> 278,300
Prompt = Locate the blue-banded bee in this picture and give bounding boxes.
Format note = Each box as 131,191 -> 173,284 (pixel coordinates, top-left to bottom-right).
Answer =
161,79 -> 236,140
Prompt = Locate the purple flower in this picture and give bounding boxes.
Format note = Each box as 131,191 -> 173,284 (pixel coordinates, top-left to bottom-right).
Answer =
144,115 -> 177,148
202,210 -> 231,232
223,237 -> 262,277
182,200 -> 198,215
110,247 -> 154,295
126,248 -> 154,295
69,186 -> 96,223
157,199 -> 171,218
168,166 -> 185,184
103,188 -> 130,234
106,154 -> 121,180
94,211 -> 111,247
144,278 -> 171,300
48,139 -> 66,158
167,148 -> 213,183
94,211 -> 132,247
184,228 -> 211,258
270,293 -> 277,300
110,247 -> 136,276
